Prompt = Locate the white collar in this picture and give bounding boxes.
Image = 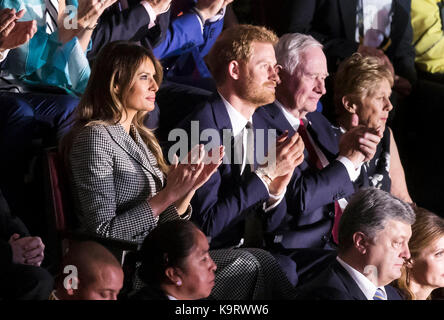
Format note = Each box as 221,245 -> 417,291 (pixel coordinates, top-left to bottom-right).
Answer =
336,256 -> 387,300
275,100 -> 304,131
219,92 -> 252,137
167,294 -> 178,300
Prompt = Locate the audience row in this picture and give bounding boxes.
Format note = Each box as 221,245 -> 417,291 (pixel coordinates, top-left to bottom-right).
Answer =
0,0 -> 443,301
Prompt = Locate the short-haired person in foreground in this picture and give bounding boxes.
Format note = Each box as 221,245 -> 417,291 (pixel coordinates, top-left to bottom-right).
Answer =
295,187 -> 415,300
395,207 -> 444,300
260,33 -> 382,285
50,241 -> 124,300
130,220 -> 217,300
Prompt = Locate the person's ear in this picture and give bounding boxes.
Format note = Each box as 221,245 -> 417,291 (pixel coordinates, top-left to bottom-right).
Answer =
165,267 -> 183,287
353,232 -> 369,255
342,96 -> 358,114
113,84 -> 120,95
228,60 -> 241,80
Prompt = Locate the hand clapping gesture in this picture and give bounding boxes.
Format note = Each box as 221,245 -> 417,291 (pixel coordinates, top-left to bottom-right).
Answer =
0,8 -> 37,51
76,0 -> 118,30
150,144 -> 224,216
195,0 -> 234,22
339,113 -> 383,166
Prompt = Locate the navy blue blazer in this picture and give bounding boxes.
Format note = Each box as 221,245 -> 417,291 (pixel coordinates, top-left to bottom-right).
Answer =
175,94 -> 287,249
286,0 -> 416,84
260,103 -> 356,249
295,260 -> 403,300
89,3 -> 161,60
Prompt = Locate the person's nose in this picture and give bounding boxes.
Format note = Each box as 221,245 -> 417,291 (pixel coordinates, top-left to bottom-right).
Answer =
385,97 -> 393,112
209,257 -> 217,272
269,65 -> 280,83
401,243 -> 411,260
315,78 -> 326,95
149,78 -> 159,93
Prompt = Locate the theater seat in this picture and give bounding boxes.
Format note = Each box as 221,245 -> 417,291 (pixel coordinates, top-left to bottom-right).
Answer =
41,148 -> 139,276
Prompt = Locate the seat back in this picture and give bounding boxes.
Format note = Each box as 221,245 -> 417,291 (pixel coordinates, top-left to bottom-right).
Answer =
45,149 -> 74,233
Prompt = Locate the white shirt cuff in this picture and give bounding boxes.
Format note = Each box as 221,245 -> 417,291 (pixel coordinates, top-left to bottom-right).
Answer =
264,187 -> 286,212
337,156 -> 362,182
140,1 -> 157,29
0,49 -> 10,62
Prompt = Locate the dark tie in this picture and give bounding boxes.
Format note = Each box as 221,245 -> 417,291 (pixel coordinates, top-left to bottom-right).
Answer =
45,0 -> 58,33
373,288 -> 387,300
241,121 -> 254,175
298,119 -> 342,244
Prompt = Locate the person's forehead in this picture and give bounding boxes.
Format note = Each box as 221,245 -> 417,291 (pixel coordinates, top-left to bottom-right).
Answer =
298,48 -> 326,70
249,42 -> 276,60
380,219 -> 412,237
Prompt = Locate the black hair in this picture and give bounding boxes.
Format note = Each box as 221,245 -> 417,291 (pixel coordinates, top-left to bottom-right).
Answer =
138,220 -> 200,286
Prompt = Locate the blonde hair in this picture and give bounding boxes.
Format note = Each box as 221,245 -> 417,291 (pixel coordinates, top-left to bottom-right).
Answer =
396,207 -> 444,300
334,53 -> 394,117
206,24 -> 278,86
61,41 -> 168,173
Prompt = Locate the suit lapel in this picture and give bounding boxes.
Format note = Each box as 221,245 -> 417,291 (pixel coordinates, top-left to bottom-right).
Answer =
332,261 -> 369,300
339,0 -> 358,41
306,113 -> 339,161
210,95 -> 242,179
263,103 -> 295,135
105,124 -> 161,182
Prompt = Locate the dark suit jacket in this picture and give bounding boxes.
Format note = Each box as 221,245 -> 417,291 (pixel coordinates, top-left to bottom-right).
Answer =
295,260 -> 403,300
89,3 -> 162,60
175,94 -> 287,249
287,0 -> 417,84
0,188 -> 29,271
260,103 -> 355,249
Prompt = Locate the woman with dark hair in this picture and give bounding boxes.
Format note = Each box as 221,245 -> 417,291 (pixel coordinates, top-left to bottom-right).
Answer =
395,207 -> 444,300
131,220 -> 298,300
61,40 -> 223,244
131,220 -> 217,300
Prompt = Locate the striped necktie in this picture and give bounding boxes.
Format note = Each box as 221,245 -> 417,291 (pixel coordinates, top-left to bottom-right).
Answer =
45,0 -> 59,33
373,288 -> 387,300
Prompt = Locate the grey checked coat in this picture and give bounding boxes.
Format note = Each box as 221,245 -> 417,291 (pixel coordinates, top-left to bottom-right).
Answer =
69,123 -> 296,299
70,123 -> 187,244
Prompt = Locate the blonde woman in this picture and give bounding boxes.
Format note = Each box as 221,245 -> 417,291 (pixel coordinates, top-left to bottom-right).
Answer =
334,53 -> 412,203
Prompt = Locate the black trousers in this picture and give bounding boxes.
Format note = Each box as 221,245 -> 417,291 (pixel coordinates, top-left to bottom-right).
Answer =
0,263 -> 54,300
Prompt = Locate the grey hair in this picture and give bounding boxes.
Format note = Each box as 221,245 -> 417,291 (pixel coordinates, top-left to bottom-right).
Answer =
338,187 -> 416,252
274,33 -> 323,75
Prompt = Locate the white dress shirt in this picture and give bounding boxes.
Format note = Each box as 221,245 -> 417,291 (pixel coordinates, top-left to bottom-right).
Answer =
336,256 -> 387,300
219,93 -> 285,211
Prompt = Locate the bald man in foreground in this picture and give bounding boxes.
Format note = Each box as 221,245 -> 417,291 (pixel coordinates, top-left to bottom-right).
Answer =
50,241 -> 124,300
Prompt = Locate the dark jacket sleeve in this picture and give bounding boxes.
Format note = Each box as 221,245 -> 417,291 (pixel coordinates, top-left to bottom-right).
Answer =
390,0 -> 417,84
0,189 -> 29,269
287,0 -> 359,66
88,4 -> 152,60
